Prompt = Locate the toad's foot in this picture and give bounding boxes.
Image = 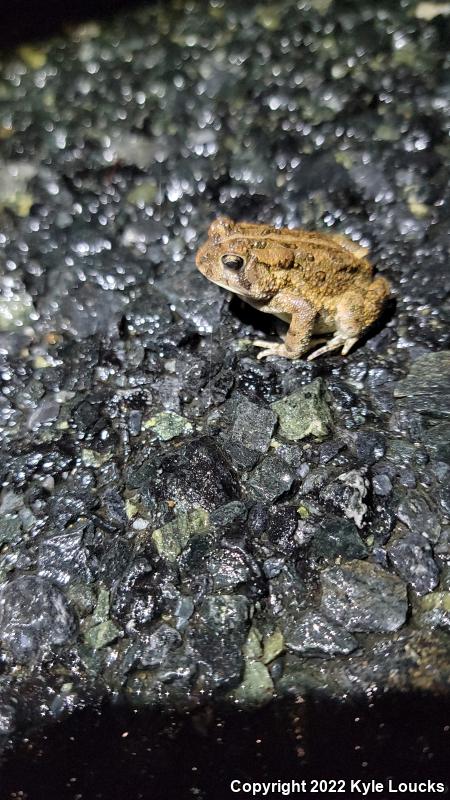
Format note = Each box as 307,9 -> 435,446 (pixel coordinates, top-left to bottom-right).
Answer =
253,340 -> 293,360
253,338 -> 328,360
307,335 -> 359,361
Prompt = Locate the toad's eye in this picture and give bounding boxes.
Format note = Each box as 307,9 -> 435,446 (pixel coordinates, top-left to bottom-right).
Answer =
221,253 -> 245,270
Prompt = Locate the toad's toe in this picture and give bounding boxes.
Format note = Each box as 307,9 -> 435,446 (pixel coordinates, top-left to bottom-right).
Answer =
307,336 -> 345,360
253,340 -> 292,359
341,336 -> 359,356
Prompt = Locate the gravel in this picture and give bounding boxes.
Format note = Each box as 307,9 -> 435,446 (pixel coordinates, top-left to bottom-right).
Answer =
0,0 -> 449,746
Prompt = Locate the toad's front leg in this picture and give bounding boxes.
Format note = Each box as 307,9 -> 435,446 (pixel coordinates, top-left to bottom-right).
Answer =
253,297 -> 317,360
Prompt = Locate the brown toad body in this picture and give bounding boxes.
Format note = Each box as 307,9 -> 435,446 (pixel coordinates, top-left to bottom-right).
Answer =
195,216 -> 390,360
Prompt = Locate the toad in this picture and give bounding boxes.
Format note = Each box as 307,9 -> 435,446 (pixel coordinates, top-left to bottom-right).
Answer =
195,216 -> 390,360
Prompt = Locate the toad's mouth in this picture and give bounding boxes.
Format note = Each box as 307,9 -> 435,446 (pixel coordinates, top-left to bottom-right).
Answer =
209,278 -> 254,299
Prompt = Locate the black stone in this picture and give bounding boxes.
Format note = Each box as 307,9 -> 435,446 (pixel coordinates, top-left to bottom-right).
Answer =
247,504 -> 299,556
394,352 -> 450,420
283,610 -> 358,657
38,526 -> 94,586
154,438 -> 240,512
320,561 -> 408,633
388,531 -> 439,596
310,516 -> 368,562
187,595 -> 250,691
0,576 -> 76,663
247,455 -> 295,502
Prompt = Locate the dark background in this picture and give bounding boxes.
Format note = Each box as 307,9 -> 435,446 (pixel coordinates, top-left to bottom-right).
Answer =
0,0 -> 146,48
1,693 -> 450,800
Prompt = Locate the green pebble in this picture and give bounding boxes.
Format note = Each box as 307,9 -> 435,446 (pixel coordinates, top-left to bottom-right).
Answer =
152,508 -> 210,562
262,629 -> 285,664
272,378 -> 333,441
233,661 -> 274,706
91,587 -> 110,625
144,412 -> 193,441
84,620 -> 122,650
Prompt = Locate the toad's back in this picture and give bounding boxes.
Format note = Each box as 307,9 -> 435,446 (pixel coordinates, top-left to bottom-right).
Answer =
282,230 -> 373,306
225,223 -> 374,307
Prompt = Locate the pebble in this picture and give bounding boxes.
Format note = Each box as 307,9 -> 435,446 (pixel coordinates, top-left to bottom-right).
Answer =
0,576 -> 76,662
320,561 -> 408,633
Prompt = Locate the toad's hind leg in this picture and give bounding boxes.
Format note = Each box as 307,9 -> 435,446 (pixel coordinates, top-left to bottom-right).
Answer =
307,291 -> 365,360
307,276 -> 390,361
